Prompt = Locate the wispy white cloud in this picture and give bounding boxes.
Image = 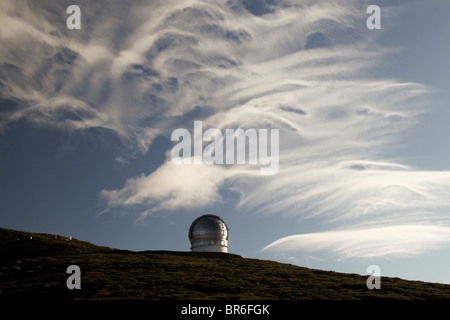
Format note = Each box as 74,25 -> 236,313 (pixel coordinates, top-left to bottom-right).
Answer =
99,158 -> 238,218
235,160 -> 450,222
85,1 -> 449,225
263,225 -> 450,259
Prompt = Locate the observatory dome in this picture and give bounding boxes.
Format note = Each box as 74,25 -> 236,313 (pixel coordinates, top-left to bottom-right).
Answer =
189,214 -> 229,253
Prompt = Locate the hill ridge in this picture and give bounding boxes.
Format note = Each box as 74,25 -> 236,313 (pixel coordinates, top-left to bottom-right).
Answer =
1,227 -> 450,300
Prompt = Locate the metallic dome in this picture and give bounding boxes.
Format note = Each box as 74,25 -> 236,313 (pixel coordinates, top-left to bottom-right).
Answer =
189,214 -> 229,252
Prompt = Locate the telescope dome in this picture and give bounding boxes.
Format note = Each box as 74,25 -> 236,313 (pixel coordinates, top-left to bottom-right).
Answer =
189,214 -> 229,252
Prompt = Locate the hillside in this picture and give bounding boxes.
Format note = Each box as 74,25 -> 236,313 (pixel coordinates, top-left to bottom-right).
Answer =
1,227 -> 450,300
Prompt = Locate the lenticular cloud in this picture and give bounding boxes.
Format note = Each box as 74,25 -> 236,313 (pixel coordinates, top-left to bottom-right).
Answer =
263,225 -> 450,259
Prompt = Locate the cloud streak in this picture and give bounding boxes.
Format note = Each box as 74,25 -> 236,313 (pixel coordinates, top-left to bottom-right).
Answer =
263,225 -> 450,259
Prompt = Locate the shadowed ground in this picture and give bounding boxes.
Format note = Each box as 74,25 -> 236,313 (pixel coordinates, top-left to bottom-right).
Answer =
1,227 -> 450,300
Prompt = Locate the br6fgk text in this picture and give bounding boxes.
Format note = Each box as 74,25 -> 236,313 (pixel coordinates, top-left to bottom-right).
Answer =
225,304 -> 269,315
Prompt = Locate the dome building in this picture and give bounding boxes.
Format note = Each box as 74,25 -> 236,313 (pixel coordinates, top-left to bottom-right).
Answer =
189,214 -> 229,252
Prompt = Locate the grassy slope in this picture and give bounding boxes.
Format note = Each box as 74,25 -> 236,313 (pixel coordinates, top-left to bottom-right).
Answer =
1,227 -> 450,300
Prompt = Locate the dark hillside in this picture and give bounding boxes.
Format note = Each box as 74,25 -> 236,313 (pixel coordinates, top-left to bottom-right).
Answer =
1,227 -> 450,300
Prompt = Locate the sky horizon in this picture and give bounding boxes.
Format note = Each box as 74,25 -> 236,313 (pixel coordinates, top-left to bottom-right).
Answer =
1,0 -> 450,286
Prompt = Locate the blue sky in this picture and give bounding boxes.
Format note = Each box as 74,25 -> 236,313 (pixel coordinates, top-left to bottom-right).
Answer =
1,0 -> 450,286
